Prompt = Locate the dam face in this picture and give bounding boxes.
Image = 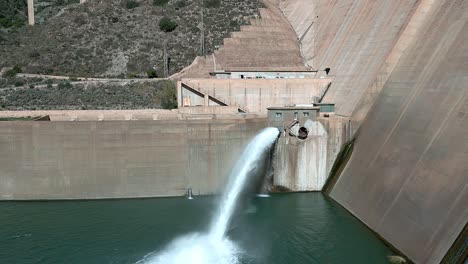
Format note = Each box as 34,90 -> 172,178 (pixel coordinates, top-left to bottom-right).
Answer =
0,119 -> 266,200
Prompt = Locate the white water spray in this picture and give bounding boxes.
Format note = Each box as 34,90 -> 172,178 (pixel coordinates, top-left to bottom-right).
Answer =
209,127 -> 279,240
137,127 -> 279,264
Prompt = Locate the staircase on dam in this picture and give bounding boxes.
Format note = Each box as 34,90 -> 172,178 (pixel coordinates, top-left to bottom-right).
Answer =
179,81 -> 248,113
172,0 -> 309,79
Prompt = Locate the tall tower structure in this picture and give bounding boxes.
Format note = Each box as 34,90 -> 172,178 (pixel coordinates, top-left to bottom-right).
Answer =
27,0 -> 34,26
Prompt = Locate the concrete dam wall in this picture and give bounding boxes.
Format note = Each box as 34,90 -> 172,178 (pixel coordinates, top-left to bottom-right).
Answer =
0,119 -> 267,200
317,0 -> 467,263
279,0 -> 467,262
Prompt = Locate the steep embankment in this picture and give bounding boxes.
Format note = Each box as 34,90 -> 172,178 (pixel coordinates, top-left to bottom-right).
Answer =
327,1 -> 467,263
0,0 -> 262,77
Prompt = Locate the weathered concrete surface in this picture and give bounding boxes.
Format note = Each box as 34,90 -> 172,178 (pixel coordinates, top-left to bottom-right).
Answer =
279,0 -> 420,117
274,121 -> 328,191
317,116 -> 352,176
274,116 -> 350,191
0,119 -> 267,200
0,109 -> 264,121
180,78 -> 331,113
330,0 -> 468,263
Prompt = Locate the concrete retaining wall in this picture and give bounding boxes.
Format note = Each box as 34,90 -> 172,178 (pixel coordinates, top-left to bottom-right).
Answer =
181,78 -> 331,113
0,119 -> 267,200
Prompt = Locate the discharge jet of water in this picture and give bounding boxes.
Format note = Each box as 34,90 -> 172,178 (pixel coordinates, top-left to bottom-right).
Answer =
137,127 -> 279,264
210,127 -> 279,240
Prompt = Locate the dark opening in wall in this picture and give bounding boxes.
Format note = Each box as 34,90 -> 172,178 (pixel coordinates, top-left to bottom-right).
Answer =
298,127 -> 308,139
325,68 -> 330,75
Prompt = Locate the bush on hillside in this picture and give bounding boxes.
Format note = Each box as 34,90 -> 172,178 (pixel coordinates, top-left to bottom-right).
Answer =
58,81 -> 73,89
153,0 -> 169,6
159,17 -> 177,32
125,0 -> 139,9
2,65 -> 22,78
159,81 -> 177,109
147,69 -> 158,78
175,0 -> 188,8
0,0 -> 27,29
204,0 -> 220,8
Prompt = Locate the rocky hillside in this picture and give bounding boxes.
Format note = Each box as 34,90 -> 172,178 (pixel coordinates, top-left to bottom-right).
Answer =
0,0 -> 262,77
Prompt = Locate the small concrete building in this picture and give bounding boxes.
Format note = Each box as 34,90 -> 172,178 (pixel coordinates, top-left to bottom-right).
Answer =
267,106 -> 320,129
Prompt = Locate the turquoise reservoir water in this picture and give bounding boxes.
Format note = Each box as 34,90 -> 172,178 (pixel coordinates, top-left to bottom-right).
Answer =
0,193 -> 393,263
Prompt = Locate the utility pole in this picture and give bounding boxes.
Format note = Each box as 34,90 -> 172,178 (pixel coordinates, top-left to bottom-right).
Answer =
163,41 -> 169,77
27,0 -> 35,26
200,1 -> 205,56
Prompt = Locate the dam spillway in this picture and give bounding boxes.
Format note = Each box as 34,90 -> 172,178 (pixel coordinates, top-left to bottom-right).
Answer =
137,127 -> 279,264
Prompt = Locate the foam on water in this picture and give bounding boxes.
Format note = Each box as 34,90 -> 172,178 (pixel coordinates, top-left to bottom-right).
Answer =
136,233 -> 243,264
137,128 -> 279,264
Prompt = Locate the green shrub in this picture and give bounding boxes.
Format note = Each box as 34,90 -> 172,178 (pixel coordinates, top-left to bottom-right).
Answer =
204,0 -> 220,8
159,17 -> 177,32
58,81 -> 73,89
125,0 -> 139,9
159,81 -> 177,109
230,19 -> 238,28
147,69 -> 158,78
0,0 -> 27,29
29,51 -> 40,58
14,80 -> 24,87
2,65 -> 22,78
175,0 -> 188,8
153,0 -> 169,6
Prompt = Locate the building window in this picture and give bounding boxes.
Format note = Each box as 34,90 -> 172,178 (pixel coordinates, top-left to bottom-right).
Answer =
294,112 -> 298,120
275,112 -> 282,118
303,112 -> 310,117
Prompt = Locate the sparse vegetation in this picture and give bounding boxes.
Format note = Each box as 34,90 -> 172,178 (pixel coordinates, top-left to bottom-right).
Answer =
204,0 -> 220,8
159,17 -> 178,32
0,0 -> 263,77
0,0 -> 27,29
125,0 -> 140,9
2,65 -> 22,78
153,0 -> 169,6
158,80 -> 177,109
175,0 -> 188,8
147,69 -> 158,78
0,79 -> 178,110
